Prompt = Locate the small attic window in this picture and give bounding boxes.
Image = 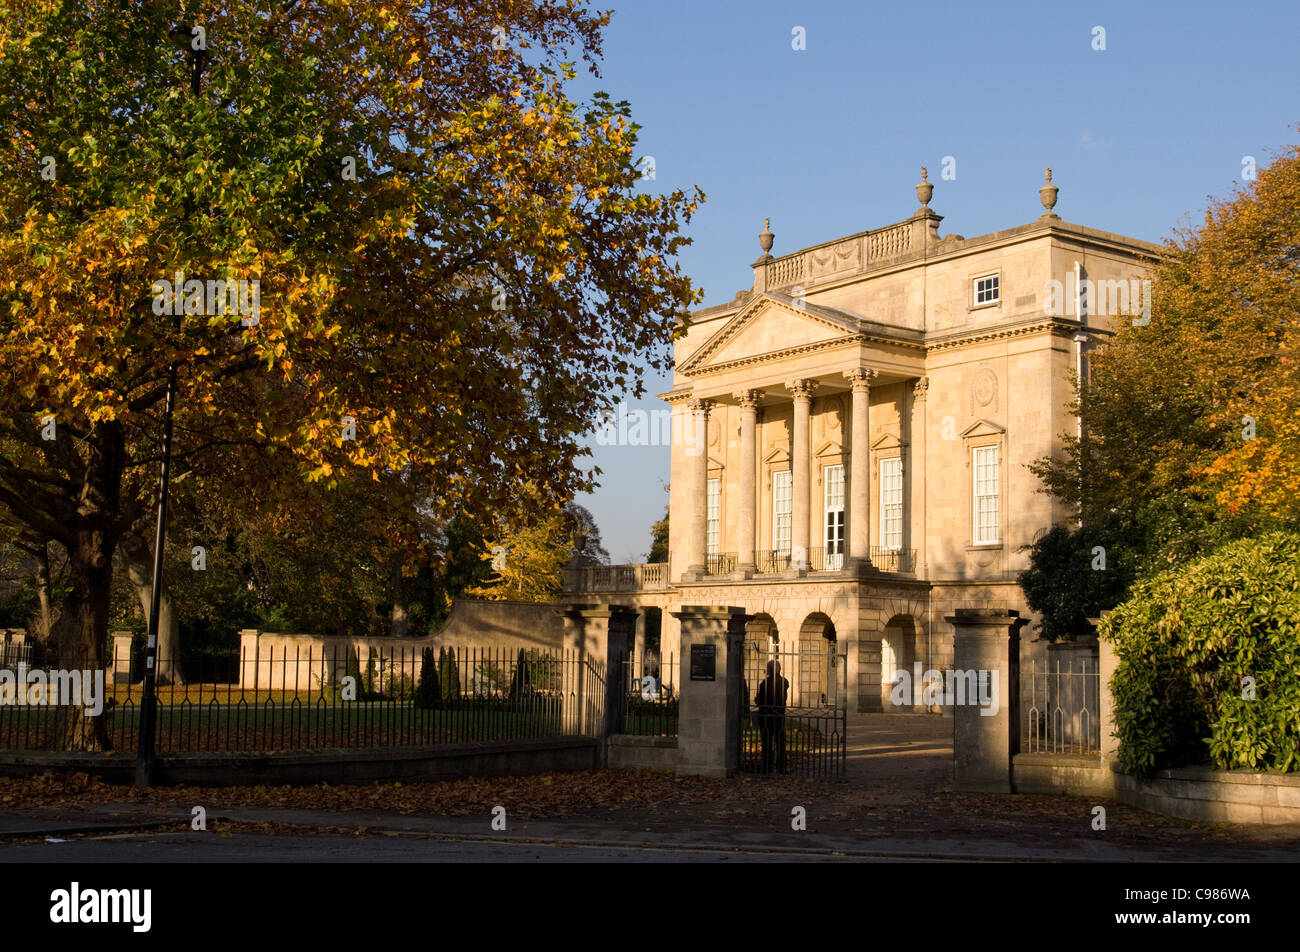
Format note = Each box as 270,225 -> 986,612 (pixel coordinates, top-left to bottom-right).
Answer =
973,273 -> 1000,306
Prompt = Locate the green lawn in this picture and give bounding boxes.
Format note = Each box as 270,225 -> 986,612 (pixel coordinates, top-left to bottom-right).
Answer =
0,701 -> 570,753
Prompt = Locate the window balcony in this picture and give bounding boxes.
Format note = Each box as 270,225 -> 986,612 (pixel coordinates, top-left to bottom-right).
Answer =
869,547 -> 917,574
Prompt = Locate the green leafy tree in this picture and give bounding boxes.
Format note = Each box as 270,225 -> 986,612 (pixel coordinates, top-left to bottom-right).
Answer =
439,646 -> 461,702
509,647 -> 530,701
1018,517 -> 1134,642
646,505 -> 669,563
1101,531 -> 1300,777
415,647 -> 441,710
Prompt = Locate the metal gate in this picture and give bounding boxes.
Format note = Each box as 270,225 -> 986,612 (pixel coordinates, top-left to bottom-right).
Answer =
739,640 -> 846,779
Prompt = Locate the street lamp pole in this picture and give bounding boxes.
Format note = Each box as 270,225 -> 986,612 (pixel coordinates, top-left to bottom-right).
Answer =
135,24 -> 205,789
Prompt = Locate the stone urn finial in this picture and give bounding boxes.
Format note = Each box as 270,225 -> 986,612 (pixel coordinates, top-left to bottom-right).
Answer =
759,217 -> 774,255
1039,167 -> 1059,218
916,166 -> 933,209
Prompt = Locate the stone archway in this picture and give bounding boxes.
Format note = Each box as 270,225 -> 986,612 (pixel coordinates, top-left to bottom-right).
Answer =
796,612 -> 837,707
742,613 -> 780,694
745,612 -> 779,646
881,613 -> 919,710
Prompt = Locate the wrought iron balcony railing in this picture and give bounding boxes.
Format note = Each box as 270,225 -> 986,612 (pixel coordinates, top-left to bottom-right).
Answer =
705,552 -> 737,576
869,547 -> 917,574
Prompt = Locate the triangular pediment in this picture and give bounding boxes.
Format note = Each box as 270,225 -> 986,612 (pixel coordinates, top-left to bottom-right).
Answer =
961,419 -> 1006,439
871,432 -> 906,451
814,440 -> 844,459
764,445 -> 790,465
679,293 -> 862,375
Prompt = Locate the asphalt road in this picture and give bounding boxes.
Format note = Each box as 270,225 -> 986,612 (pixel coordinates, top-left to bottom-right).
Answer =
2,830 -> 900,863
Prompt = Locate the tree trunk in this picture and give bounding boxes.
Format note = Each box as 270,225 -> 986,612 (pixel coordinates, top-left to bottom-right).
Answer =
34,542 -> 57,641
48,421 -> 126,752
389,553 -> 409,638
120,531 -> 184,685
50,528 -> 115,751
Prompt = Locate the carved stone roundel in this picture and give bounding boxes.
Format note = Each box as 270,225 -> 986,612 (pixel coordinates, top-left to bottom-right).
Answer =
972,369 -> 997,408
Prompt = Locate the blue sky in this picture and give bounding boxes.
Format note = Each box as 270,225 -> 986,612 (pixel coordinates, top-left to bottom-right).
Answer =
569,0 -> 1300,562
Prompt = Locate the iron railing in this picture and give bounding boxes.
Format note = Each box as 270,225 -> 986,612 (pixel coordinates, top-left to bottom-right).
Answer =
739,641 -> 846,779
0,645 -> 605,753
1020,657 -> 1101,754
755,549 -> 791,573
869,547 -> 917,573
705,552 -> 736,576
0,643 -> 33,670
617,653 -> 678,738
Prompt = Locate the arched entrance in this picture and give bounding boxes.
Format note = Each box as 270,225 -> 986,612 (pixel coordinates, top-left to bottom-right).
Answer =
881,614 -> 919,710
742,613 -> 779,698
797,612 -> 837,707
739,611 -> 846,778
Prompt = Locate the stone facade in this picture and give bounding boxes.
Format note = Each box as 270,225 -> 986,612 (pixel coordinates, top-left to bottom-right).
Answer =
568,171 -> 1161,712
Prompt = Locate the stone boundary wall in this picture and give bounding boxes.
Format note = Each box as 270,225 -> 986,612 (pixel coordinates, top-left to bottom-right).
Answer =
0,738 -> 598,786
1114,766 -> 1300,826
430,598 -> 566,652
1011,755 -> 1300,825
237,599 -> 567,689
607,735 -> 679,773
1012,753 -> 1113,799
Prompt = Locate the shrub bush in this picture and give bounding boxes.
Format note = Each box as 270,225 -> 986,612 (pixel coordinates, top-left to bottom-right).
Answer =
416,647 -> 441,709
1100,531 -> 1300,777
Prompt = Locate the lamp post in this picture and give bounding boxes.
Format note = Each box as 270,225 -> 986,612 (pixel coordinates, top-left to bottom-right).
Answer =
135,23 -> 205,789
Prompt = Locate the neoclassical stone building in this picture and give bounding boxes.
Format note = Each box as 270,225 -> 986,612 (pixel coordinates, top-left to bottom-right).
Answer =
567,170 -> 1161,712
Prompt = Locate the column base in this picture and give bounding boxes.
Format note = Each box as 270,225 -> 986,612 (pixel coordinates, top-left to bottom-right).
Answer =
843,558 -> 882,578
679,565 -> 707,583
732,564 -> 756,580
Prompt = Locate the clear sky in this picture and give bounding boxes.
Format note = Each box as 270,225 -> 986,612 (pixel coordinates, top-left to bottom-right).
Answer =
570,0 -> 1300,563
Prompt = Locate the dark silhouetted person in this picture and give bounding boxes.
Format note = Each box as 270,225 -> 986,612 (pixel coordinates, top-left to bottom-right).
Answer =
755,659 -> 788,773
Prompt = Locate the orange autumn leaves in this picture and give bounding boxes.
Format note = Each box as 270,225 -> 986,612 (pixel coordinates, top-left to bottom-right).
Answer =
1077,141 -> 1300,527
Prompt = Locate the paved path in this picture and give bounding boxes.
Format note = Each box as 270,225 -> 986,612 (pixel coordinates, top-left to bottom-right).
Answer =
844,713 -> 952,789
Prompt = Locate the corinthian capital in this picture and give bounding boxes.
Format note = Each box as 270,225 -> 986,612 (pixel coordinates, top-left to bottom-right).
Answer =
734,389 -> 764,410
785,378 -> 818,400
844,368 -> 878,393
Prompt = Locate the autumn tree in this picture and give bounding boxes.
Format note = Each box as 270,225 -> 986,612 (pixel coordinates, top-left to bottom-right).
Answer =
467,486 -> 608,602
646,504 -> 669,563
1031,139 -> 1300,576
0,2 -> 700,746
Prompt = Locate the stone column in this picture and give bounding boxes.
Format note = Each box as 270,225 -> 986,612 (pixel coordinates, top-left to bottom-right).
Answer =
910,377 -> 928,577
682,398 -> 712,582
239,628 -> 260,690
1096,623 -> 1120,773
632,611 -> 646,679
557,604 -> 606,737
110,631 -> 135,686
787,379 -> 817,572
949,609 -> 1027,793
845,369 -> 876,570
672,606 -> 751,777
734,390 -> 763,578
604,606 -> 638,740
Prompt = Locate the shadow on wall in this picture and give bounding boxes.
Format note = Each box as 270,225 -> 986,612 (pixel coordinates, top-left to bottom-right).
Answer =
429,599 -> 567,653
